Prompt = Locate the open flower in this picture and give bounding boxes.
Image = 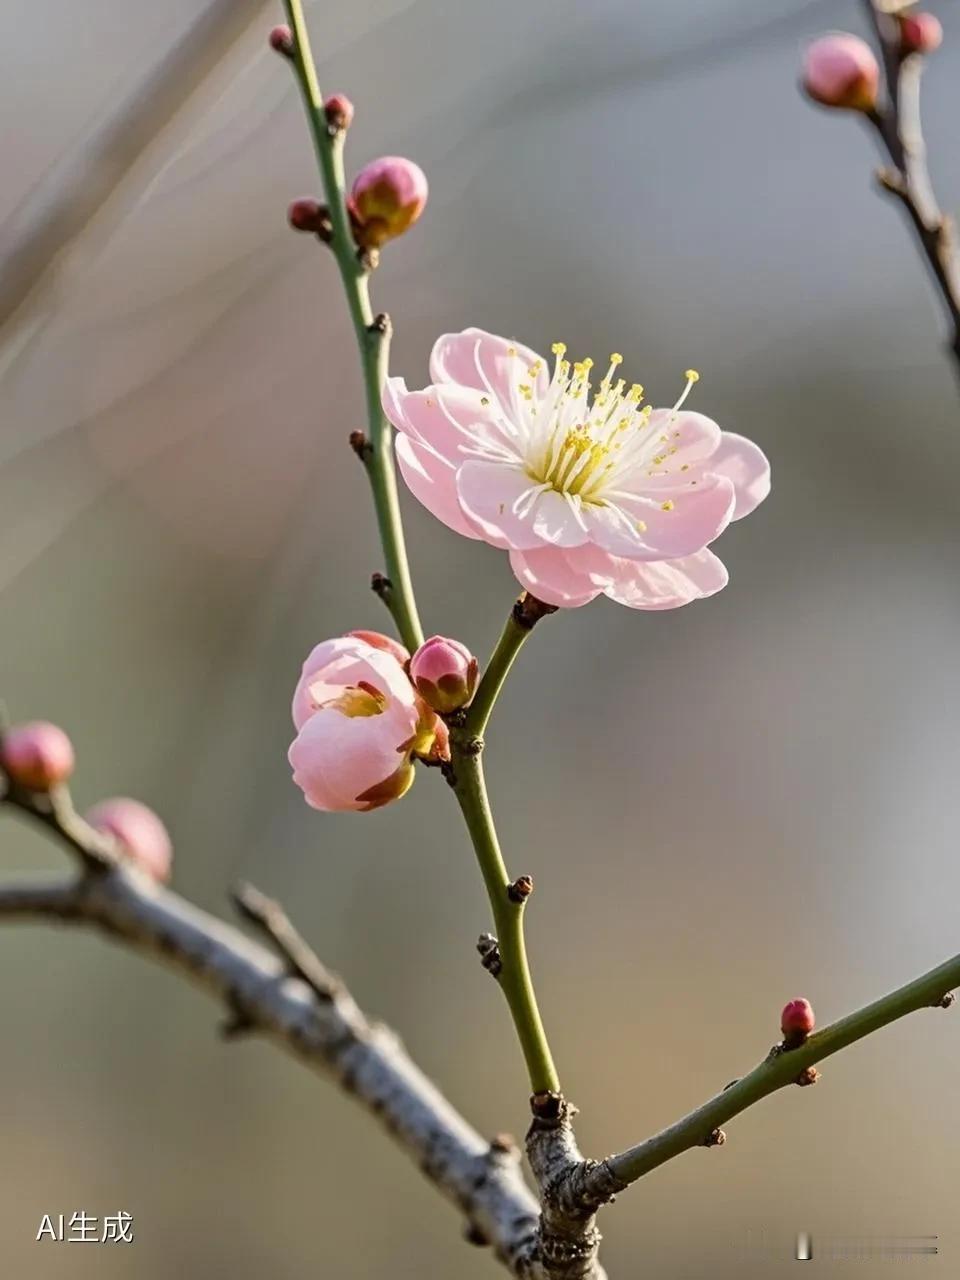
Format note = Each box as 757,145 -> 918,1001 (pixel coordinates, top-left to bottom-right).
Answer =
289,633 -> 444,812
383,329 -> 769,609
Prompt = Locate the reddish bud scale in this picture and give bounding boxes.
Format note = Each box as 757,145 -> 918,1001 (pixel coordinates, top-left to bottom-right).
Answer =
325,94 -> 355,131
409,635 -> 478,714
1,721 -> 75,791
268,25 -> 293,57
287,198 -> 327,234
348,156 -> 428,249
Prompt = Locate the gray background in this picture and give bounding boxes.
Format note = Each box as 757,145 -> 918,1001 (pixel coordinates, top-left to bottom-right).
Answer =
1,0 -> 958,1275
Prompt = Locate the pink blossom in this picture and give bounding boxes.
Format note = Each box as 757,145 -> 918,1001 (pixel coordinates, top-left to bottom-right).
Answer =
383,330 -> 769,609
289,634 -> 442,812
1,721 -> 75,791
803,34 -> 879,111
348,157 -> 428,248
86,798 -> 173,883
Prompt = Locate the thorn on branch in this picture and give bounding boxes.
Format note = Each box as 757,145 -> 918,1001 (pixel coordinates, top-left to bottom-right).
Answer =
231,882 -> 339,1002
512,592 -> 558,632
476,932 -> 502,979
703,1127 -> 726,1148
507,875 -> 534,904
795,1066 -> 821,1087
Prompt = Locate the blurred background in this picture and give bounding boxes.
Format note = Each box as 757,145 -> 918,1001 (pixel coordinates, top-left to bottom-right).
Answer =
2,0 -> 959,1275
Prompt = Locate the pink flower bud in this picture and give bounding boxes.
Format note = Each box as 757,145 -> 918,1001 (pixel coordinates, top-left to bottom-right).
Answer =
348,157 -> 428,249
898,12 -> 943,55
1,721 -> 75,791
409,636 -> 479,714
346,629 -> 410,667
803,33 -> 880,112
781,998 -> 816,1044
86,798 -> 173,883
325,93 -> 355,131
269,25 -> 293,57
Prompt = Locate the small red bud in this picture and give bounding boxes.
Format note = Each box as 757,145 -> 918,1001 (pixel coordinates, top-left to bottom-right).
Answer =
781,998 -> 816,1045
409,635 -> 478,714
86,798 -> 173,883
287,198 -> 327,233
803,33 -> 880,112
325,94 -> 355,132
348,156 -> 428,249
1,721 -> 75,791
268,25 -> 293,58
897,12 -> 943,56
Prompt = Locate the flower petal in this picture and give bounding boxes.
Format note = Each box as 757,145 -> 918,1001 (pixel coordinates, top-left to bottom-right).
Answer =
289,698 -> 417,812
705,432 -> 771,519
530,490 -> 591,547
386,382 -> 518,464
455,461 -> 548,550
292,639 -> 415,731
589,474 -> 736,560
430,328 -> 548,407
508,546 -> 603,608
641,409 -> 723,471
570,544 -> 729,610
396,434 -> 481,540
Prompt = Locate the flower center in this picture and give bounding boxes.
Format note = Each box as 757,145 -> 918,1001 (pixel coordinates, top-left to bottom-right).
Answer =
518,344 -> 699,508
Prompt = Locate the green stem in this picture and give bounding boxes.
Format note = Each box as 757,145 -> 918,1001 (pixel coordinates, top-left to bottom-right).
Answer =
282,0 -> 424,653
605,951 -> 960,1187
451,748 -> 560,1095
450,593 -> 560,1096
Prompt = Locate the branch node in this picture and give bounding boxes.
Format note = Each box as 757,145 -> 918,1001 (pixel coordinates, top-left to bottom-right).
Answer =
476,932 -> 502,979
368,312 -> 391,336
933,991 -> 955,1009
231,882 -> 339,1002
487,1132 -> 520,1161
529,1090 -> 567,1123
371,572 -> 393,603
512,592 -> 558,632
795,1065 -> 821,1087
703,1127 -> 726,1148
507,874 -> 534,904
349,429 -> 372,463
463,1222 -> 490,1248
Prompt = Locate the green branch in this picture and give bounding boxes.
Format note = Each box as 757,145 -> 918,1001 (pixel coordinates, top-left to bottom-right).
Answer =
282,0 -> 424,652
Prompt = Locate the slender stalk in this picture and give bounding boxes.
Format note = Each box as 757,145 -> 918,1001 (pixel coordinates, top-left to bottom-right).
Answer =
282,0 -> 424,651
599,949 -> 960,1189
450,593 -> 560,1096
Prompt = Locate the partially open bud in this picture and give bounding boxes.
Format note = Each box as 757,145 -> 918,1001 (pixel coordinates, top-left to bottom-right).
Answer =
268,24 -> 293,58
86,798 -> 173,883
803,34 -> 880,112
409,635 -> 478,714
1,721 -> 75,791
897,12 -> 943,55
348,157 -> 428,249
325,93 -> 355,132
781,997 -> 816,1046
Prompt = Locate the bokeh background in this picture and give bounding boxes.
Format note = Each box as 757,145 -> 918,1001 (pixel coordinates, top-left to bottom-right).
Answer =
2,0 -> 959,1275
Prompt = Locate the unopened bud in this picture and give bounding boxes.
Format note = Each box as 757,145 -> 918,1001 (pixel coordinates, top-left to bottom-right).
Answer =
86,798 -> 173,883
409,635 -> 478,713
1,721 -> 75,791
287,198 -> 331,238
897,12 -> 943,55
781,997 -> 816,1046
348,156 -> 428,249
803,33 -> 880,112
268,25 -> 293,58
325,93 -> 355,132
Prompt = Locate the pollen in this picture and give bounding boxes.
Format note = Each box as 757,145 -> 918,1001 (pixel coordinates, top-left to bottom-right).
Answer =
635,520 -> 647,533
661,500 -> 675,512
551,342 -> 567,356
685,369 -> 700,383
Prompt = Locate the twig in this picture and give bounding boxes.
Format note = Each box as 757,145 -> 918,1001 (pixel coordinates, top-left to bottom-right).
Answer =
0,788 -> 544,1275
863,0 -> 960,377
231,880 -> 340,1000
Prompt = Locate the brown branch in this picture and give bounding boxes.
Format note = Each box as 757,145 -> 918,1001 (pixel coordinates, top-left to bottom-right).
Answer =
863,0 -> 960,376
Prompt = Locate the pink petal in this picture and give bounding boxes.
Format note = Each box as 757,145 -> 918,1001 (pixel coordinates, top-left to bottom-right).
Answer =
587,474 -> 736,560
289,698 -> 417,812
385,381 -> 517,464
292,639 -> 415,731
530,490 -> 590,547
641,409 -> 723,470
429,329 -> 548,408
706,432 -> 771,519
571,545 -> 729,610
455,461 -> 548,550
395,434 -> 481,540
508,546 -> 603,608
